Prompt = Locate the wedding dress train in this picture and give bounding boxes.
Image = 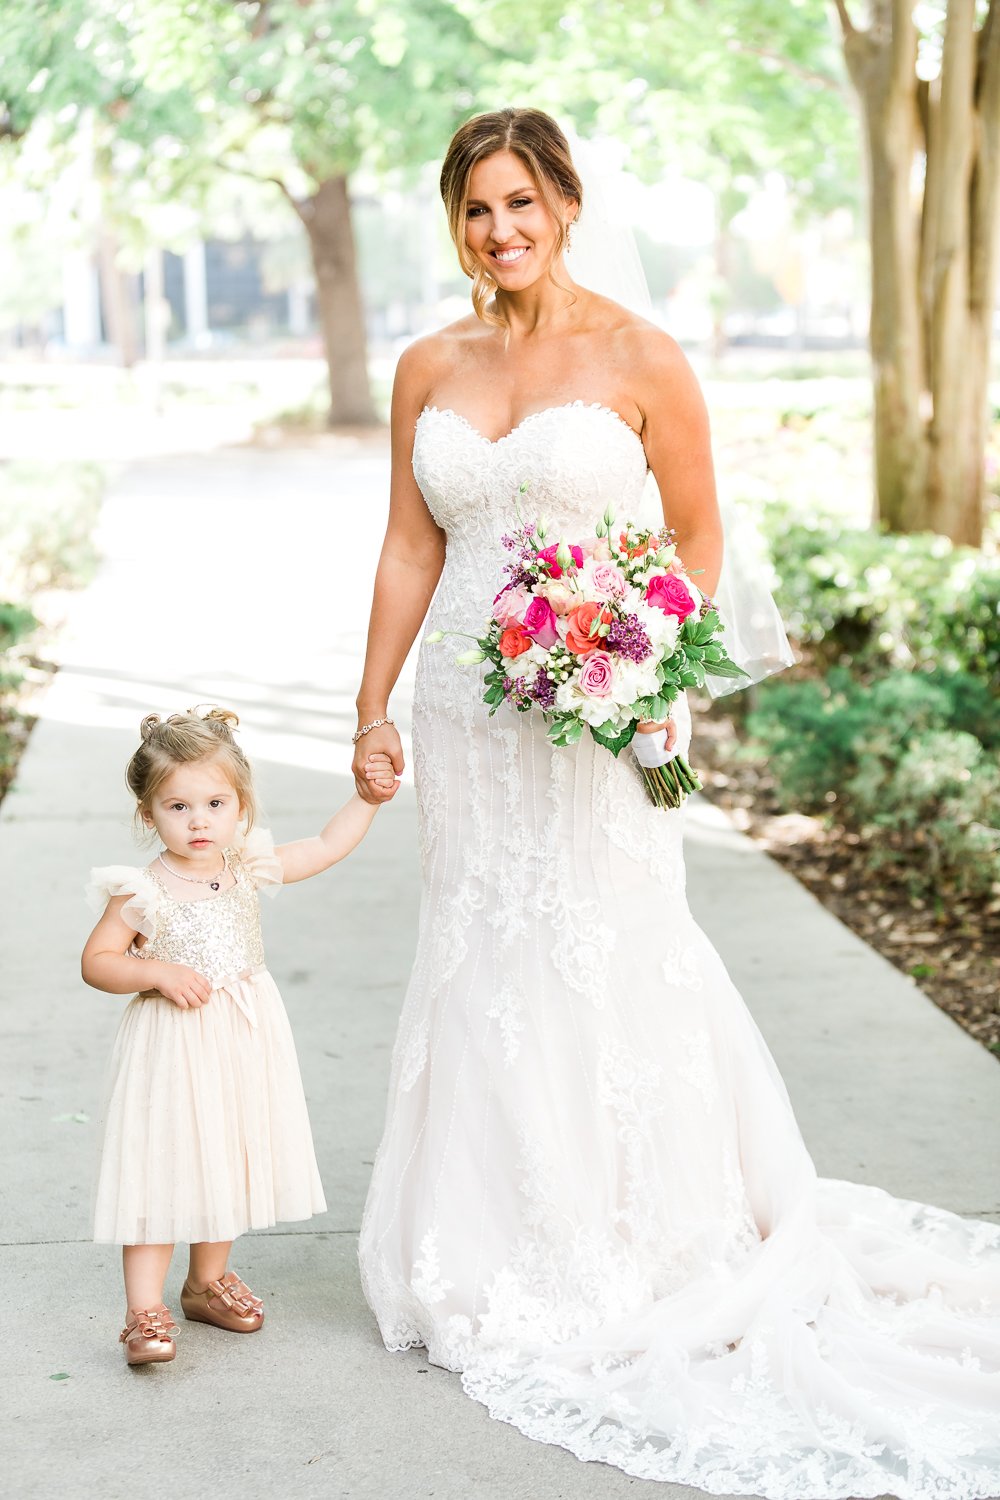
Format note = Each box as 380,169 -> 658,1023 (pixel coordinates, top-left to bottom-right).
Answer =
359,401 -> 1000,1499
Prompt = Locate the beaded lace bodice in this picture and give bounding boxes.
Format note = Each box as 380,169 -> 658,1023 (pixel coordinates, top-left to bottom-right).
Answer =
135,855 -> 265,984
413,402 -> 649,630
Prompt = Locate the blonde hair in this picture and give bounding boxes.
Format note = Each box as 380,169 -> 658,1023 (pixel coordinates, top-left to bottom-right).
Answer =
440,107 -> 583,328
126,706 -> 257,838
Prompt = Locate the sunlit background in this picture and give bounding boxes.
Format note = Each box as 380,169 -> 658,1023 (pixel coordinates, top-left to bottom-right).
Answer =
2,1 -> 998,1052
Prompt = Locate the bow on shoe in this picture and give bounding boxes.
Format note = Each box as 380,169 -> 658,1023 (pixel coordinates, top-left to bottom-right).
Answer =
206,1271 -> 262,1316
120,1307 -> 179,1342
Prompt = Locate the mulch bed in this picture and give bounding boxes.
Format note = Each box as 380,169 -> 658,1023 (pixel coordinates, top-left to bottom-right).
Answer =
693,700 -> 1000,1059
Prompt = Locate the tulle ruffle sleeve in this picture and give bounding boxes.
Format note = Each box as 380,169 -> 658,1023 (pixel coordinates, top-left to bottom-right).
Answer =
233,827 -> 283,896
85,866 -> 163,939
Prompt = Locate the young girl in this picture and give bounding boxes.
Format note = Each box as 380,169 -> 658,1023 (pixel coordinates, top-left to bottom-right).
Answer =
82,706 -> 396,1365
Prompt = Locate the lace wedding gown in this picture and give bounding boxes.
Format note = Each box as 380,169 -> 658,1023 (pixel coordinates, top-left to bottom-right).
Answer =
359,402 -> 1000,1499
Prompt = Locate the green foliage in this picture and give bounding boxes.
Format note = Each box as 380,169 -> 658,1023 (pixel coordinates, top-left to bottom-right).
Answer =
737,494 -> 1000,896
0,601 -> 38,654
0,462 -> 105,595
470,0 -> 857,216
761,503 -> 1000,684
1,1 -> 504,203
0,462 -> 105,800
745,668 -> 1000,898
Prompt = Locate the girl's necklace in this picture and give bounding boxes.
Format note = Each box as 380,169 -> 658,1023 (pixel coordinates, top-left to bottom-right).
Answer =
158,849 -> 229,892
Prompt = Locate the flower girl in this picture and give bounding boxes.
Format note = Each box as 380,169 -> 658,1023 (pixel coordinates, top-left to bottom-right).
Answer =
82,706 -> 395,1365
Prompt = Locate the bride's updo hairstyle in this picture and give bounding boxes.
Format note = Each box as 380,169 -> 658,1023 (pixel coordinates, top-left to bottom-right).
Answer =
440,107 -> 583,326
126,705 -> 258,837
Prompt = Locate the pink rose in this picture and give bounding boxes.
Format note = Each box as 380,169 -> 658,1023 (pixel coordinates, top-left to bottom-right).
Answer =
645,572 -> 697,619
522,595 -> 558,650
590,562 -> 627,600
493,583 -> 531,628
578,651 -> 615,697
538,543 -> 584,579
536,578 -> 576,615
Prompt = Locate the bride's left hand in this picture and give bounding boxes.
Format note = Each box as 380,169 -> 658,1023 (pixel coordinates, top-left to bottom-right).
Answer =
636,717 -> 677,751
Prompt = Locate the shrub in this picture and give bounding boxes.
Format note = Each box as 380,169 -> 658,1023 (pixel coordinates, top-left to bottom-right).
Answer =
745,670 -> 1000,896
0,462 -> 105,800
759,502 -> 1000,684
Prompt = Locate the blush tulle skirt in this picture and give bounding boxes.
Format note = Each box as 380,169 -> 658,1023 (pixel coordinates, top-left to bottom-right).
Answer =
93,967 -> 326,1245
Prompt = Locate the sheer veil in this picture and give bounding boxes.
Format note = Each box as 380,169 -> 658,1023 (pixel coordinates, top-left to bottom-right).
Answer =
563,133 -> 796,697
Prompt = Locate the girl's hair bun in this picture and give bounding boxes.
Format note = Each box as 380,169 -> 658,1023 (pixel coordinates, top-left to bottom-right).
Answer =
139,713 -> 162,742
200,705 -> 240,734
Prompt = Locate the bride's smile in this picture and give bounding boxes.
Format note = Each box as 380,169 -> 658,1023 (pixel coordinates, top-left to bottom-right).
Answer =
463,148 -> 576,292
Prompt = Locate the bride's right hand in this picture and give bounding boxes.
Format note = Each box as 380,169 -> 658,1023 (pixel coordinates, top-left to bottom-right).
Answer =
353,722 -> 404,804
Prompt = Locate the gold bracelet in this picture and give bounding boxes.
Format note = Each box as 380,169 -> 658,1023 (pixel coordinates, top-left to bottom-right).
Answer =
352,715 -> 394,745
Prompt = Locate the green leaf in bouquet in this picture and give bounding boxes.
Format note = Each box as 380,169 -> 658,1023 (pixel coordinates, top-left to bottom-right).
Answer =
680,668 -> 702,687
648,694 -> 669,720
484,685 -> 505,707
705,657 -> 751,680
590,721 -> 636,756
548,714 -> 584,747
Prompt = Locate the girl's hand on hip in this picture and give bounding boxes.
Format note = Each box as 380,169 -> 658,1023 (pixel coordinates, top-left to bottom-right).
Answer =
150,963 -> 212,1009
353,722 -> 404,804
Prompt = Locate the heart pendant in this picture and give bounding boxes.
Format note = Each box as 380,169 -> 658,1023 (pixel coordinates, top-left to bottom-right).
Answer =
210,881 -> 220,891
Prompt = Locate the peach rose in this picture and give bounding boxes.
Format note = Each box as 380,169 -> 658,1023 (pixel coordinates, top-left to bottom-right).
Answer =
499,626 -> 532,659
565,601 -> 614,656
536,578 -> 576,615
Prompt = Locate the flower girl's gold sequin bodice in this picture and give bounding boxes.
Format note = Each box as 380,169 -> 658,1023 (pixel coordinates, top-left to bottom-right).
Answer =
134,854 -> 266,985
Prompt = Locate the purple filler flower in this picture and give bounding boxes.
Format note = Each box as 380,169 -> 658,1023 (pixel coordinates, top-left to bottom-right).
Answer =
606,613 -> 653,662
533,669 -> 556,709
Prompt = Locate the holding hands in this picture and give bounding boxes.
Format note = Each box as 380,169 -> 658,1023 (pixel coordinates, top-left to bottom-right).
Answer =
363,750 -> 398,796
354,722 -> 404,805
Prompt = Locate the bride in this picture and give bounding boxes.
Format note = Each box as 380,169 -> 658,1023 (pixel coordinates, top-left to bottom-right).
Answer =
351,107 -> 1000,1499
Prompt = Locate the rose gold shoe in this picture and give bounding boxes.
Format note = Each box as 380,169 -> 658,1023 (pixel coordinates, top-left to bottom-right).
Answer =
119,1305 -> 178,1366
180,1271 -> 264,1333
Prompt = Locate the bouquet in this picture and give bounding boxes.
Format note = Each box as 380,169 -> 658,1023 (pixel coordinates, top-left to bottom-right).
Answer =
430,494 -> 747,807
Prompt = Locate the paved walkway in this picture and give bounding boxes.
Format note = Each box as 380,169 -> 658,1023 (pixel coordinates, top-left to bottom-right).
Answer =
3,445 -> 998,1500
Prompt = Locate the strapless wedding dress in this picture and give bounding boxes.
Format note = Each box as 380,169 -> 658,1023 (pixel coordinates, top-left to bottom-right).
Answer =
359,402 -> 1000,1499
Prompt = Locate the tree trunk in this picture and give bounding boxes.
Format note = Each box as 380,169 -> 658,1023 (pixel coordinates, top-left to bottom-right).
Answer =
96,225 -> 140,368
293,174 -> 379,427
835,0 -> 1000,545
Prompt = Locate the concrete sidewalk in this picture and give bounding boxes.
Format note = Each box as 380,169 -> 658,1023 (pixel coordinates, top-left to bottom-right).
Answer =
3,445 -> 998,1500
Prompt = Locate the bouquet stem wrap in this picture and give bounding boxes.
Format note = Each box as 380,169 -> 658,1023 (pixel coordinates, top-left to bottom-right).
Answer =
631,725 -> 703,809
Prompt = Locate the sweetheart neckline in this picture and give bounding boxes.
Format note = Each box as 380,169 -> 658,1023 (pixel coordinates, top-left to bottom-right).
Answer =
417,400 -> 645,454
